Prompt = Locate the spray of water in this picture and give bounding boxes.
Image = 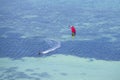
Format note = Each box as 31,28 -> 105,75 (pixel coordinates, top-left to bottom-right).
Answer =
41,40 -> 61,54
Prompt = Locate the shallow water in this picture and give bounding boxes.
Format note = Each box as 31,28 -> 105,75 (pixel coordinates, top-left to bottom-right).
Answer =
0,0 -> 120,80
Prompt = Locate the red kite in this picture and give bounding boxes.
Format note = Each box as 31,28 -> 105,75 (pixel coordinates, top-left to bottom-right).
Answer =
70,26 -> 76,37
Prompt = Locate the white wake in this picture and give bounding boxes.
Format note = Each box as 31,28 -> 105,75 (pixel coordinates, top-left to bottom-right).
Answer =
41,40 -> 61,54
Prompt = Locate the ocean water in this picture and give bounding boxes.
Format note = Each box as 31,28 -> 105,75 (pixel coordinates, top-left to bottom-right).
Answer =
0,0 -> 120,80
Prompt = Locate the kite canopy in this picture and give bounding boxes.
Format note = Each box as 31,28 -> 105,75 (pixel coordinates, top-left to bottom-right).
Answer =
71,26 -> 76,33
70,26 -> 76,37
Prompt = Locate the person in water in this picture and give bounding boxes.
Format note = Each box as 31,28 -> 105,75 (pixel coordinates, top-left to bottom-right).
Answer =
70,26 -> 76,37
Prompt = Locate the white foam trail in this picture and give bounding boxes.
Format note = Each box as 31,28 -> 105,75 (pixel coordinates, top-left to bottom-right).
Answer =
41,40 -> 61,54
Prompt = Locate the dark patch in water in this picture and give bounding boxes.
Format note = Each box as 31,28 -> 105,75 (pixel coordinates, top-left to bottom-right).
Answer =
5,32 -> 23,38
79,73 -> 87,76
31,72 -> 51,78
0,28 -> 120,61
26,69 -> 34,72
53,39 -> 120,61
4,67 -> 18,73
0,36 -> 49,59
60,73 -> 68,76
0,67 -> 41,80
88,58 -> 94,62
0,36 -> 120,61
0,27 -> 13,36
39,72 -> 51,78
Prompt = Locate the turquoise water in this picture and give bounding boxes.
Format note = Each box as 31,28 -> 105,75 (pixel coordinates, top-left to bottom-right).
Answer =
0,0 -> 120,80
